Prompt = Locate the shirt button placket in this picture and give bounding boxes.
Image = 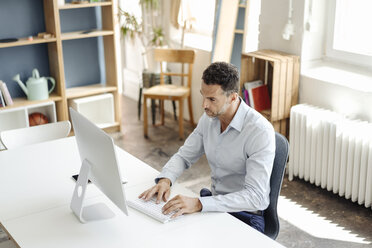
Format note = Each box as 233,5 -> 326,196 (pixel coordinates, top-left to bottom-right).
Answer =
215,135 -> 223,168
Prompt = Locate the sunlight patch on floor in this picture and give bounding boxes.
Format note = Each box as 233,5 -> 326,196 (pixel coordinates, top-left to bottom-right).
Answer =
278,196 -> 370,244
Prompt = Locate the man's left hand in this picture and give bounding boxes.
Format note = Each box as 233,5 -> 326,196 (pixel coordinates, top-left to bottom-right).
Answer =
162,195 -> 202,219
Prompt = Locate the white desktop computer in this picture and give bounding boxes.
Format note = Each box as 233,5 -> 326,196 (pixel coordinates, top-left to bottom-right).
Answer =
69,107 -> 128,223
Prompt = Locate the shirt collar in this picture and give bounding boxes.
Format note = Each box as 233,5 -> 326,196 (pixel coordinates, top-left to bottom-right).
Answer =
228,98 -> 248,132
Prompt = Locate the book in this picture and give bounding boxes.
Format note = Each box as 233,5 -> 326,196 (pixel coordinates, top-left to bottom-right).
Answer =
244,80 -> 263,91
250,84 -> 271,112
243,89 -> 250,106
0,81 -> 13,106
244,80 -> 263,108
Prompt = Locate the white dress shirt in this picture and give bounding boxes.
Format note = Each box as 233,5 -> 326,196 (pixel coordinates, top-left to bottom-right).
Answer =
156,100 -> 275,212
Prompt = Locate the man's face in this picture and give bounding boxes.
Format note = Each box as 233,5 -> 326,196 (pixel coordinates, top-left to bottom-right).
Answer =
200,83 -> 231,118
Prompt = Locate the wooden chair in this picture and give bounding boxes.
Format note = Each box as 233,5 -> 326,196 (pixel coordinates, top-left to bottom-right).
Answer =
143,48 -> 195,140
0,121 -> 71,150
138,71 -> 177,123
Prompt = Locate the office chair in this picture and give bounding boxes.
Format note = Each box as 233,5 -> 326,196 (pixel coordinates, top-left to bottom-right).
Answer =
264,132 -> 289,239
143,48 -> 196,140
0,121 -> 71,150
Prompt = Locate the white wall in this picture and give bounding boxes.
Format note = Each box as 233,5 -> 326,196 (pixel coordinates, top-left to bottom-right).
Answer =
258,0 -> 305,55
301,75 -> 372,122
258,0 -> 372,122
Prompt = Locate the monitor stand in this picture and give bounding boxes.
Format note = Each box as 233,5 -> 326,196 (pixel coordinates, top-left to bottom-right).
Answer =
70,159 -> 115,223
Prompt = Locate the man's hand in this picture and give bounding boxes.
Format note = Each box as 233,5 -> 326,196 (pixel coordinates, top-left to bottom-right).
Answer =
138,178 -> 171,204
162,195 -> 202,219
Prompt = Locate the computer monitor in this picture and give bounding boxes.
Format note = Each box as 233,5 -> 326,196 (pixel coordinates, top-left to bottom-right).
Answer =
69,107 -> 128,223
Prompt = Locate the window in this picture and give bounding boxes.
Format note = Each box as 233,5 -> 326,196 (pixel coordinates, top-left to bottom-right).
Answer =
174,0 -> 216,51
178,0 -> 216,36
326,0 -> 372,68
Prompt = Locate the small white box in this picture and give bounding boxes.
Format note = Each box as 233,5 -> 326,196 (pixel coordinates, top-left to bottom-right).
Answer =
27,101 -> 57,124
0,107 -> 28,131
69,93 -> 115,128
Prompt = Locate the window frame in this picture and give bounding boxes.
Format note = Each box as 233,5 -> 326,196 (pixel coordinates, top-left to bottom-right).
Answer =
325,0 -> 372,69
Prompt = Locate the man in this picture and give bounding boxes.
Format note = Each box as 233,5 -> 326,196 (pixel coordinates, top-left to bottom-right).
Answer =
139,62 -> 275,233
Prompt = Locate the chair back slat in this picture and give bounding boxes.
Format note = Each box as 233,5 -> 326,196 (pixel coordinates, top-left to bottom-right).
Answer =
155,48 -> 195,87
154,49 -> 195,64
162,72 -> 189,77
187,63 -> 193,88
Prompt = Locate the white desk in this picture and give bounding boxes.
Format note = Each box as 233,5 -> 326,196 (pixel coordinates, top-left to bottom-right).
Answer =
0,137 -> 285,248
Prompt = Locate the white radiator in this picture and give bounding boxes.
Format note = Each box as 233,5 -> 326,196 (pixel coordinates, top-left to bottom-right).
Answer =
288,104 -> 372,209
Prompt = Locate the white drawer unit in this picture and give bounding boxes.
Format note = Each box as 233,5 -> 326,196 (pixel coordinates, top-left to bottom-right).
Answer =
69,93 -> 115,129
0,101 -> 56,132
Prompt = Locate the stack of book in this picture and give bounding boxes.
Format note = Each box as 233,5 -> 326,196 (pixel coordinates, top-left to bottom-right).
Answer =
242,80 -> 271,112
0,80 -> 14,107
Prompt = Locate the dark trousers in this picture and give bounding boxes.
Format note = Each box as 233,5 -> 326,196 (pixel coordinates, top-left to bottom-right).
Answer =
200,188 -> 265,233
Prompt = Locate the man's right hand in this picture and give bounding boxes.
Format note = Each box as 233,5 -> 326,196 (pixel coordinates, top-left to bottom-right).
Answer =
138,178 -> 171,204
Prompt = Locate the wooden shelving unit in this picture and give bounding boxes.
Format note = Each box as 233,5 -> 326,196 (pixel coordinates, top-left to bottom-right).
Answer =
0,37 -> 57,48
61,30 -> 114,40
0,0 -> 121,133
0,94 -> 62,110
66,84 -> 117,99
58,1 -> 112,9
240,49 -> 300,137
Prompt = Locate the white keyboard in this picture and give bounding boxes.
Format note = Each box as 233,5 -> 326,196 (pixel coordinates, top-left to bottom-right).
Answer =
127,197 -> 180,223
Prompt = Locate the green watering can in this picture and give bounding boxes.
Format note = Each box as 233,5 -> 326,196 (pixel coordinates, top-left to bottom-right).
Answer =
13,69 -> 55,101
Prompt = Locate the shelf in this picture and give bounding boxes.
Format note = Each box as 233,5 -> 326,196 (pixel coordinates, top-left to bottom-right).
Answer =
234,29 -> 244,34
2,0 -> 121,133
238,4 -> 247,8
59,1 -> 112,9
0,37 -> 57,48
0,93 -> 62,110
61,30 -> 114,40
66,84 -> 117,99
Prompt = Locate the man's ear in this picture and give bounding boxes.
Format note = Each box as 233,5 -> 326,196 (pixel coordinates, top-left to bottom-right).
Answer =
230,92 -> 238,103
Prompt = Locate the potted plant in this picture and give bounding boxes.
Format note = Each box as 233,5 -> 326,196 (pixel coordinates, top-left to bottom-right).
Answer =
119,1 -> 165,73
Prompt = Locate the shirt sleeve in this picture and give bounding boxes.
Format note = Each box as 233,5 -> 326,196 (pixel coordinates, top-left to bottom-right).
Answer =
199,126 -> 275,212
155,115 -> 206,185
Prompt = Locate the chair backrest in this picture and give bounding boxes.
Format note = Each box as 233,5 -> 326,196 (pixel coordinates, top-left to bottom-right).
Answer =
154,48 -> 195,88
264,132 -> 289,240
0,121 -> 71,150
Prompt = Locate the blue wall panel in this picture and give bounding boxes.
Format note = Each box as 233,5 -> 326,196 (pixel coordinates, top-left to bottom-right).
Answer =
0,0 -> 47,97
0,0 -> 45,38
62,38 -> 102,88
0,45 -> 50,98
230,33 -> 243,70
235,7 -> 245,30
60,8 -> 99,32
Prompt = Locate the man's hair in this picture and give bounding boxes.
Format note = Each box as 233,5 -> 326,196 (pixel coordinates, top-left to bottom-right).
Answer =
202,62 -> 240,95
